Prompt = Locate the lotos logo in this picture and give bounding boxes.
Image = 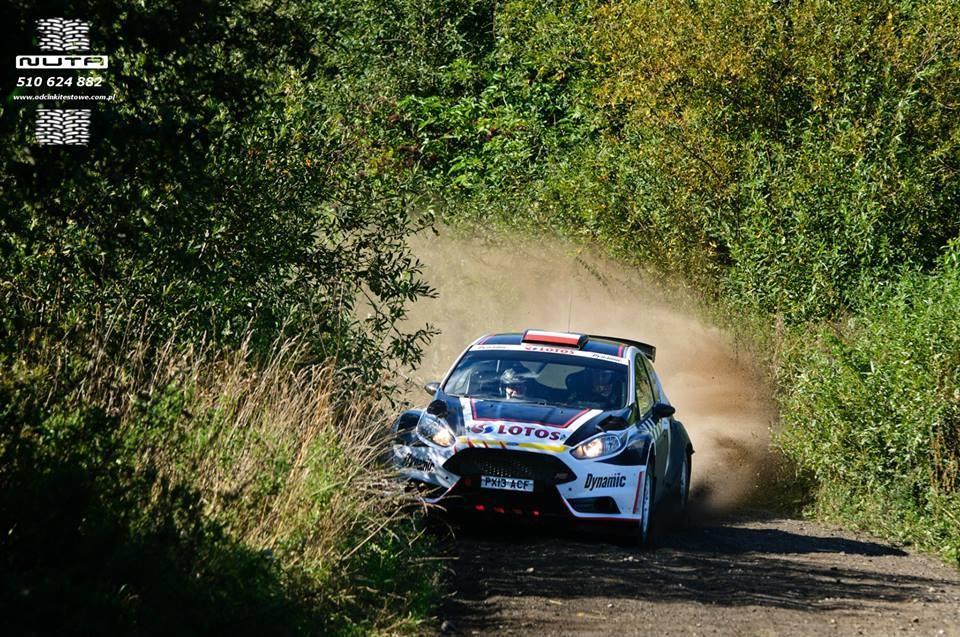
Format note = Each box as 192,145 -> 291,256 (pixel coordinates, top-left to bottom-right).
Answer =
584,473 -> 627,491
469,423 -> 567,441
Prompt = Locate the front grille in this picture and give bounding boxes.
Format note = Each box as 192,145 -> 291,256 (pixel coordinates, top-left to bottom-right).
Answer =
568,496 -> 621,514
443,448 -> 576,485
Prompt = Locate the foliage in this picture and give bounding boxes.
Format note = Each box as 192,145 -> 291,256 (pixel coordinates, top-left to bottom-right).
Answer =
0,0 -> 437,384
391,0 -> 960,322
0,1 -> 464,630
777,241 -> 960,563
0,326 -> 435,635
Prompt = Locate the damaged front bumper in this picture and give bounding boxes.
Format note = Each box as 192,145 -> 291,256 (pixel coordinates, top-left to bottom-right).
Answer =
392,439 -> 648,525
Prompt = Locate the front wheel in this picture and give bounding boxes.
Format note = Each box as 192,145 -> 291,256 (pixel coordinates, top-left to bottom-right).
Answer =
636,463 -> 656,547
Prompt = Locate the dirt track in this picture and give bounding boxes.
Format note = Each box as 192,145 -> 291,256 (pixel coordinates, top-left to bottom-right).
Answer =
437,513 -> 960,636
406,230 -> 960,636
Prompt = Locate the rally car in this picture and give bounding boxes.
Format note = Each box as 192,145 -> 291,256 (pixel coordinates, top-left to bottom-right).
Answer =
391,329 -> 693,544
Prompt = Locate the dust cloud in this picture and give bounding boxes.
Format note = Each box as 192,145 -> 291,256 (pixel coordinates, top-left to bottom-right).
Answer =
403,229 -> 779,515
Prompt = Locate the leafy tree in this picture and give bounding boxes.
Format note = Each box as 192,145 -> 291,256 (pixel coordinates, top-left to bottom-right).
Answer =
1,0 -> 436,381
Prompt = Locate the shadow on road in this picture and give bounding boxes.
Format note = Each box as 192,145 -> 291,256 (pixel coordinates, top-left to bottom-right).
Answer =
441,514 -> 937,629
670,524 -> 907,557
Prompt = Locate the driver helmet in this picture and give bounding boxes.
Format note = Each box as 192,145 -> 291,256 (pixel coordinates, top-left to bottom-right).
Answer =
500,367 -> 536,400
590,368 -> 615,397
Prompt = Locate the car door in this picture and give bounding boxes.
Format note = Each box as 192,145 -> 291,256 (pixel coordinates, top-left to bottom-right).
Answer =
642,355 -> 671,474
634,354 -> 669,478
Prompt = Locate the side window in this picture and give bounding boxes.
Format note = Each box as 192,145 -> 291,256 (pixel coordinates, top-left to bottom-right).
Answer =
642,356 -> 661,403
634,357 -> 655,415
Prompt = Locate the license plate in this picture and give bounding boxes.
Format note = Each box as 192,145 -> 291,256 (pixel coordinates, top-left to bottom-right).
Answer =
480,476 -> 534,492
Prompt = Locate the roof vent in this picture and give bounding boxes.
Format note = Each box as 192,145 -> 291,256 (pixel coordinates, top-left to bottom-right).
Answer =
521,329 -> 587,348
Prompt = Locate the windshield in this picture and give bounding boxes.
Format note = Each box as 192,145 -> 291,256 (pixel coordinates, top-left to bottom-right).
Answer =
443,350 -> 629,410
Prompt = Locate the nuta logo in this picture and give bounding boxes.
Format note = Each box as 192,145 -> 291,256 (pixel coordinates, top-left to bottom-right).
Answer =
584,473 -> 628,491
16,56 -> 107,70
16,18 -> 109,70
15,17 -> 112,145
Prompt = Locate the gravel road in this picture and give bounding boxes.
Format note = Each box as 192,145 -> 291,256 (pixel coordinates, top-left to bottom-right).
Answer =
438,514 -> 960,636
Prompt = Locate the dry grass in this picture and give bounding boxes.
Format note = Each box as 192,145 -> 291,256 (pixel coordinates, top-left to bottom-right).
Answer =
6,315 -> 435,633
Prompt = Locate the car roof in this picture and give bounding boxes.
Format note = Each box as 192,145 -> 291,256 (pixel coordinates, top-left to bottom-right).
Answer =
476,330 -> 655,361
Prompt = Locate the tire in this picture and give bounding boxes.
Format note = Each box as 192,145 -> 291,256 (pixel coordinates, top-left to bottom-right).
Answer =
636,460 -> 656,547
674,451 -> 691,524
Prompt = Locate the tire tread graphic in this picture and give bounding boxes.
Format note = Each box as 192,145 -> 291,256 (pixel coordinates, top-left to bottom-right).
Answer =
36,109 -> 91,145
36,18 -> 90,52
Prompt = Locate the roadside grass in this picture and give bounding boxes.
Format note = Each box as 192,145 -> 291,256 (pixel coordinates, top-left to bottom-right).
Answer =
777,244 -> 960,564
0,323 -> 436,635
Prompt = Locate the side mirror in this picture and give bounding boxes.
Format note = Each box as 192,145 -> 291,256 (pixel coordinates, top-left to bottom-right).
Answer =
423,381 -> 440,396
652,402 -> 676,420
598,415 -> 630,431
426,399 -> 448,417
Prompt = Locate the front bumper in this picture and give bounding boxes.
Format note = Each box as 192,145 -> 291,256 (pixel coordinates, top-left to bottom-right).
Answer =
393,443 -> 647,525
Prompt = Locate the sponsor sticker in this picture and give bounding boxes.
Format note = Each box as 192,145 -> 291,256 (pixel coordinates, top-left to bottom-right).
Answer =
583,473 -> 628,491
469,343 -> 627,365
468,423 -> 567,441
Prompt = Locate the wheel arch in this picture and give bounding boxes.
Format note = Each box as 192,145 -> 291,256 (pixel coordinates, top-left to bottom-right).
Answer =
666,419 -> 692,492
392,409 -> 423,434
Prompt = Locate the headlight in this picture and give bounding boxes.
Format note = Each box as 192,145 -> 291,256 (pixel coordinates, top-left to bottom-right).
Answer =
416,413 -> 456,447
571,433 -> 624,459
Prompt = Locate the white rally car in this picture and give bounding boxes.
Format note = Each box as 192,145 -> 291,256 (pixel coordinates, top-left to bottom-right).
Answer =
391,330 -> 693,544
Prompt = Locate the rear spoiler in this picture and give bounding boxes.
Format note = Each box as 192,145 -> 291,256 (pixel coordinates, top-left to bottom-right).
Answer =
587,334 -> 656,362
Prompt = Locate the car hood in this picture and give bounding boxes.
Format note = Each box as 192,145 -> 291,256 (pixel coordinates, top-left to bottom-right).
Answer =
435,391 -> 630,449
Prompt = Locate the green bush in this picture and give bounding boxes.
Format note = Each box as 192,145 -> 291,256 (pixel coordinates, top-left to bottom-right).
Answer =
777,242 -> 960,562
394,0 -> 960,321
588,0 -> 960,319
